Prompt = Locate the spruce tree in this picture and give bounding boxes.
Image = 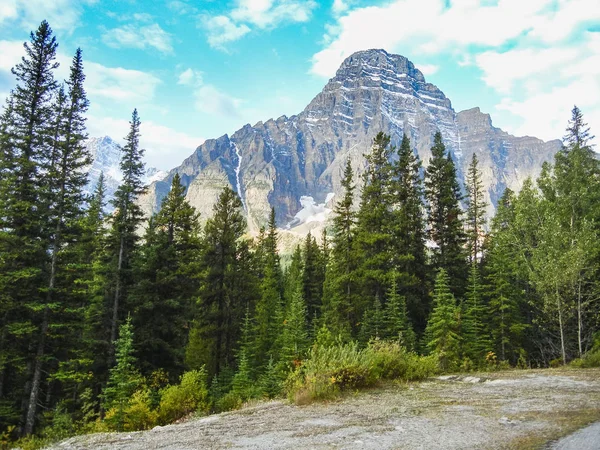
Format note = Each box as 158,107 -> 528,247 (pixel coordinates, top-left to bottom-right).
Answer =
465,153 -> 486,263
425,132 -> 468,296
390,134 -> 429,333
461,264 -> 490,365
354,132 -> 394,321
192,187 -> 247,376
424,269 -> 461,371
383,274 -> 416,350
485,188 -> 527,363
108,109 -> 146,350
279,288 -> 308,370
130,174 -> 201,378
102,317 -> 140,431
302,233 -> 324,326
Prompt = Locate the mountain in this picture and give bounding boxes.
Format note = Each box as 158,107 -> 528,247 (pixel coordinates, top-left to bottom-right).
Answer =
85,136 -> 168,204
139,49 -> 561,233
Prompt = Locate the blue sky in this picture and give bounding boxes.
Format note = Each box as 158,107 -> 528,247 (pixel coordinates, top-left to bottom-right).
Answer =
0,0 -> 599,169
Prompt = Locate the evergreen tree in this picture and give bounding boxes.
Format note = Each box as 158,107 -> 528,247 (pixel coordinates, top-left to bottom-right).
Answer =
108,109 -> 146,351
425,132 -> 468,296
359,296 -> 384,343
485,189 -> 527,363
465,153 -> 486,263
354,132 -> 394,321
191,187 -> 247,376
253,261 -> 283,370
461,264 -> 490,365
324,159 -> 357,337
130,174 -> 201,378
279,288 -> 308,370
424,269 -> 461,371
102,317 -> 140,431
383,274 -> 416,351
302,233 -> 324,326
390,134 -> 429,333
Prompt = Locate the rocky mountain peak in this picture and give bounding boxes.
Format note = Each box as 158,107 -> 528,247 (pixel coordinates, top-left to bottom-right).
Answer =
335,49 -> 426,83
138,50 -> 561,241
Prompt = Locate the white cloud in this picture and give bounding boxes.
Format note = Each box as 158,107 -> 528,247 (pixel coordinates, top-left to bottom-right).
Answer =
332,0 -> 349,15
0,0 -> 92,33
177,68 -> 202,86
416,63 -> 438,76
194,85 -> 243,118
311,0 -> 600,143
202,15 -> 251,49
102,23 -> 174,54
87,114 -> 204,170
202,0 -> 317,49
85,62 -> 162,104
310,0 -> 600,78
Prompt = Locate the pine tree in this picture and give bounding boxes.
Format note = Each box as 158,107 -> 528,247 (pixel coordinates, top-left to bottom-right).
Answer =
324,159 -> 357,337
108,109 -> 146,351
253,261 -> 283,370
390,134 -> 429,333
485,188 -> 527,363
302,233 -> 324,326
102,317 -> 140,431
192,187 -> 247,376
354,132 -> 394,322
130,174 -> 201,378
465,153 -> 486,264
359,296 -> 384,343
425,132 -> 468,296
383,274 -> 416,351
424,269 -> 461,371
461,264 -> 490,365
279,288 -> 308,370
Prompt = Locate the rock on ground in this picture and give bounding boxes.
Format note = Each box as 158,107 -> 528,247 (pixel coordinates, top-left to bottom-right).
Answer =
48,368 -> 600,450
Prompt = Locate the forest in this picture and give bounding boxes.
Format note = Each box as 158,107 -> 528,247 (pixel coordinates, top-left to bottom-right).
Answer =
1,21 -> 599,447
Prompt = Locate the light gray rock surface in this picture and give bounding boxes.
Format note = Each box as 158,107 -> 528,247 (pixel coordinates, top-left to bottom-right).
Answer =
139,49 -> 561,233
46,369 -> 600,450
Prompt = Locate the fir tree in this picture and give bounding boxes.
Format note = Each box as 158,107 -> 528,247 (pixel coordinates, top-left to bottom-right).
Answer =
108,109 -> 146,350
302,233 -> 324,326
354,132 -> 394,321
383,274 -> 416,351
461,264 -> 490,365
390,134 -> 429,333
279,288 -> 308,370
192,187 -> 247,376
130,174 -> 201,378
425,132 -> 468,296
465,153 -> 486,263
424,269 -> 461,371
102,317 -> 140,431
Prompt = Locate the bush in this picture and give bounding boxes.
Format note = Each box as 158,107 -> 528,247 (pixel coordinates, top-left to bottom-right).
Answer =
214,391 -> 243,412
123,390 -> 158,431
287,340 -> 439,404
158,369 -> 208,424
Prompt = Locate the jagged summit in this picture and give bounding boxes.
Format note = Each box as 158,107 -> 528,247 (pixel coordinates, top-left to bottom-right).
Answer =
335,49 -> 426,83
138,50 -> 561,235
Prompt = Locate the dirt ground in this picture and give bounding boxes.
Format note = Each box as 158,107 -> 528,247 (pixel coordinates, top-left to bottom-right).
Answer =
47,368 -> 600,450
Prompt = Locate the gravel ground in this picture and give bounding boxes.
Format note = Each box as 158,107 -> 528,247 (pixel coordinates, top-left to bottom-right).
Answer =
47,368 -> 600,450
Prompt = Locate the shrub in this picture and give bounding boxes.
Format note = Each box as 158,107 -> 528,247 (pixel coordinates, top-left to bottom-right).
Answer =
287,339 -> 439,404
214,391 -> 243,412
123,389 -> 158,431
158,369 -> 209,424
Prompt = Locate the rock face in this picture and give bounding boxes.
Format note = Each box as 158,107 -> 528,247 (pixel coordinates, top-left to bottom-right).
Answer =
139,49 -> 561,232
86,136 -> 167,206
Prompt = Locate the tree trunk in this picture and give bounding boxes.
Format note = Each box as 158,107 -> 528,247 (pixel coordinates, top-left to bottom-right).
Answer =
577,278 -> 583,358
556,284 -> 567,365
24,306 -> 49,435
110,235 -> 125,350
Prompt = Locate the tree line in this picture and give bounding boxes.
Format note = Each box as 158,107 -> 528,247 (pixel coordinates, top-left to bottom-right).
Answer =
1,21 -> 599,441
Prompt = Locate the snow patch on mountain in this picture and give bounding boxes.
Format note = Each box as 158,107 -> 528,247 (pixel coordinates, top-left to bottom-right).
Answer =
286,193 -> 335,229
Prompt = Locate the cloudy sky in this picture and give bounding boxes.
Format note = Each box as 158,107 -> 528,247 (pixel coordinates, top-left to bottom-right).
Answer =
0,0 -> 598,169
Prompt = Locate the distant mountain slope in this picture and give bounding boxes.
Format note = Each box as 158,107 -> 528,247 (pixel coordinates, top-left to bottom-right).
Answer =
85,136 -> 167,205
138,49 -> 561,232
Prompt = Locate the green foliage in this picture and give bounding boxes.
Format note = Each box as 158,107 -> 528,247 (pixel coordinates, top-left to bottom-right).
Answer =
287,340 -> 438,404
158,369 -> 209,424
424,269 -> 461,371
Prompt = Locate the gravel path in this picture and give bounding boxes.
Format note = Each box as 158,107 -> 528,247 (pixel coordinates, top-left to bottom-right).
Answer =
48,368 -> 600,450
549,422 -> 600,450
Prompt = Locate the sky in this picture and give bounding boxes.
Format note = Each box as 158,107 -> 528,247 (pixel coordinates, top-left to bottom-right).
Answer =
0,0 -> 599,169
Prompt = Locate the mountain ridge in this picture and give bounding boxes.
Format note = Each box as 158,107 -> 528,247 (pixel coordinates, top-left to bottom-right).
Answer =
136,49 -> 561,233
